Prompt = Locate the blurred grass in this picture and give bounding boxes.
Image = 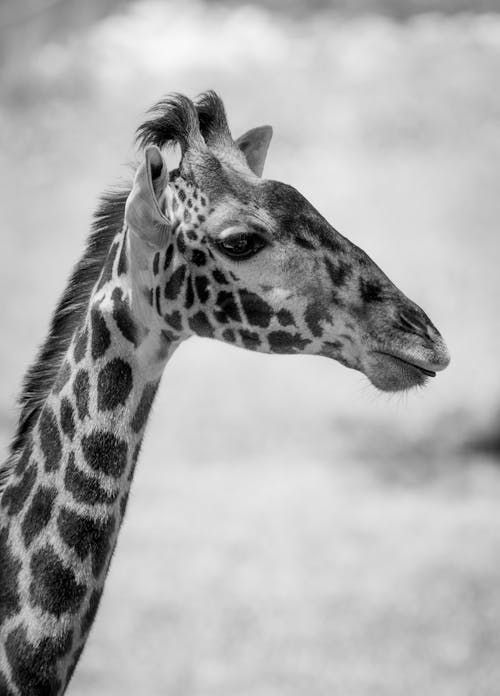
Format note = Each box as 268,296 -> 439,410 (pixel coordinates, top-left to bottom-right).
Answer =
1,1 -> 500,694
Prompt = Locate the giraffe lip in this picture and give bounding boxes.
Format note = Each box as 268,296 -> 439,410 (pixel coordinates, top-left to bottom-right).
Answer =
374,351 -> 437,377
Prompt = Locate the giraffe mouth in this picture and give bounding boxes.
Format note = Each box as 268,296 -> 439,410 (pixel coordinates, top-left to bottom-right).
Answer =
374,351 -> 437,377
365,348 -> 447,392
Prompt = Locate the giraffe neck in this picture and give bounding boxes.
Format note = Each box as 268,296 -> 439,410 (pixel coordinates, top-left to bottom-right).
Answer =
0,225 -> 179,695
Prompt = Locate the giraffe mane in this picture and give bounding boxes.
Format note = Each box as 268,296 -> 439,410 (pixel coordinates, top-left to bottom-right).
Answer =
137,90 -> 235,156
1,188 -> 130,486
195,91 -> 233,148
136,92 -> 202,153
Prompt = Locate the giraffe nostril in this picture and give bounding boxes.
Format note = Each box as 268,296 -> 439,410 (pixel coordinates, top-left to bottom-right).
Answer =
397,310 -> 429,338
394,308 -> 450,371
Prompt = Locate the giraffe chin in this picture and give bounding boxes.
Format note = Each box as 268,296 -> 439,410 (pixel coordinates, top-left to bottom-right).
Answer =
365,352 -> 438,392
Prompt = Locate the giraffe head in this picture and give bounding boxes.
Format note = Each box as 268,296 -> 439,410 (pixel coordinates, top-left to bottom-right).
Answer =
125,92 -> 449,392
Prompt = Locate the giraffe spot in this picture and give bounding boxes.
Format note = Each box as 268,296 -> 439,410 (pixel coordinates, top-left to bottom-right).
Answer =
304,303 -> 331,338
213,268 -> 228,285
277,309 -> 295,327
90,307 -> 111,360
111,287 -> 139,346
73,327 -> 88,364
239,329 -> 261,350
65,451 -> 118,505
188,311 -> 214,338
178,188 -> 186,202
214,310 -> 229,324
97,358 -> 133,412
96,241 -> 119,291
216,291 -> 241,322
0,670 -> 16,696
80,589 -> 102,638
192,249 -> 206,267
0,527 -> 21,625
153,251 -> 160,276
163,243 -> 174,270
165,264 -> 187,301
164,310 -> 183,332
183,209 -> 191,224
322,340 -> 343,357
155,286 -> 161,315
60,397 -> 75,440
185,275 -> 195,309
73,369 -> 90,421
58,508 -> 116,579
359,277 -> 383,303
53,361 -> 71,394
200,195 -> 207,206
295,235 -> 315,250
316,230 -> 343,256
222,328 -> 236,343
117,230 -> 128,276
177,231 -> 187,254
6,625 -> 72,696
39,406 -> 62,472
195,275 -> 210,303
128,440 -> 143,482
30,545 -> 86,616
82,431 -> 128,478
120,492 -> 129,518
239,290 -> 273,328
21,485 -> 57,547
1,463 -> 37,516
187,229 -> 197,241
131,382 -> 159,434
133,440 -> 142,463
268,331 -> 311,354
325,256 -> 352,288
187,198 -> 193,208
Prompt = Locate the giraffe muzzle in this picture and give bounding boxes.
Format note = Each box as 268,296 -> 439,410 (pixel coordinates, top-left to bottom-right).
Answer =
363,327 -> 450,392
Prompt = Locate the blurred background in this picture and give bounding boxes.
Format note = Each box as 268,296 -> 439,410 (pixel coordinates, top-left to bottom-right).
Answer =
1,0 -> 500,693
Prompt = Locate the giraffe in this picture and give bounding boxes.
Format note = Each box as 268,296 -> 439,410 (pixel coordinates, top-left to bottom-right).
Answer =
0,91 -> 450,695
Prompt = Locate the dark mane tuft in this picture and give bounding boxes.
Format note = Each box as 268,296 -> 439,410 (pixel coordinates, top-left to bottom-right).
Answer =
195,90 -> 233,147
2,187 -> 130,482
136,93 -> 202,153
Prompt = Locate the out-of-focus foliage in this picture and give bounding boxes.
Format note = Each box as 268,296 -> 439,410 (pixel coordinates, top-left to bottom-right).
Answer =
1,2 -> 500,694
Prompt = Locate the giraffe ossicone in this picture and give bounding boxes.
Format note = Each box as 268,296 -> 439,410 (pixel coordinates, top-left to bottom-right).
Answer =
0,90 -> 449,695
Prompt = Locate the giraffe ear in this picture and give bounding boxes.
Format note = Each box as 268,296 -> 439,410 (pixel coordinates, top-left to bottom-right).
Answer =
125,146 -> 171,248
236,125 -> 273,177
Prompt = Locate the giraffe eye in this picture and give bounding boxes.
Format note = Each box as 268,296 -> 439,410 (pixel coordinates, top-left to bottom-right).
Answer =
217,231 -> 267,260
